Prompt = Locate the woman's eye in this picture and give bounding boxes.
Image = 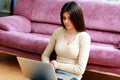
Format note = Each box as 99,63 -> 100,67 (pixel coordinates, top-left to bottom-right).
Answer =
69,18 -> 71,20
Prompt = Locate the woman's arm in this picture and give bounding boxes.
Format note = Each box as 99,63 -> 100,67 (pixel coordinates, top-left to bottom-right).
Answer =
41,28 -> 62,63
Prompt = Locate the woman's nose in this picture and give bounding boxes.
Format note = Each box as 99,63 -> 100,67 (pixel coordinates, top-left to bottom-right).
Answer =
65,19 -> 69,23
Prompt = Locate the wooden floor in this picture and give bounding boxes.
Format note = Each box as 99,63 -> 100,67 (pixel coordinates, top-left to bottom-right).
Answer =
0,53 -> 29,80
0,53 -> 120,80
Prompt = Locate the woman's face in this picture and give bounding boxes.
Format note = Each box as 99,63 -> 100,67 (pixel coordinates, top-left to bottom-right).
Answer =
63,12 -> 75,30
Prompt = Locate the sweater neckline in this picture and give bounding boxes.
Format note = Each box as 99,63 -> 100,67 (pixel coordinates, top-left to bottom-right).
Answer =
62,29 -> 79,46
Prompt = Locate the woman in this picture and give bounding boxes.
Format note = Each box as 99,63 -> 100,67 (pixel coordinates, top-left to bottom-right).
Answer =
42,1 -> 91,80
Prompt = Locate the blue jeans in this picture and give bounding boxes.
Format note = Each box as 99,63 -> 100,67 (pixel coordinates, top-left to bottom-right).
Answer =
30,69 -> 78,80
56,70 -> 78,80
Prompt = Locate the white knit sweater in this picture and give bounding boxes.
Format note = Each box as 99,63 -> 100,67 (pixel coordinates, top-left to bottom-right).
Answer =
42,27 -> 91,79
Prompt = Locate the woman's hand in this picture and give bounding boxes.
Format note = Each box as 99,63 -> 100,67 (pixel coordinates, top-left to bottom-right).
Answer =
50,60 -> 57,70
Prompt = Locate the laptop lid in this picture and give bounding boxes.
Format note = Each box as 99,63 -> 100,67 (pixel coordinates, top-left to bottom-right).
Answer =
17,57 -> 57,80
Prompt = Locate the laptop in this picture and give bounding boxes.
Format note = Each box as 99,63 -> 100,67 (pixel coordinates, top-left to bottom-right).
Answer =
17,57 -> 73,80
17,57 -> 58,80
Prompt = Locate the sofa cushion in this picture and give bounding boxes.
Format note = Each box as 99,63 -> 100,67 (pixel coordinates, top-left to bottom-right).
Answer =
80,1 -> 120,33
87,30 -> 120,45
0,15 -> 31,33
14,0 -> 66,24
89,42 -> 120,67
31,23 -> 60,35
14,0 -> 120,33
0,30 -> 50,54
13,0 -> 34,19
30,0 -> 66,24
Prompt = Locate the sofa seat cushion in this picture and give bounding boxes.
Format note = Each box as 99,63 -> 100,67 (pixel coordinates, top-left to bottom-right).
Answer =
87,30 -> 120,45
0,15 -> 31,32
89,42 -> 120,67
31,23 -> 60,35
0,30 -> 50,54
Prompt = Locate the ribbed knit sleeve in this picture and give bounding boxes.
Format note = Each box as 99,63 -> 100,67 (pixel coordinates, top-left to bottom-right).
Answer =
41,28 -> 62,63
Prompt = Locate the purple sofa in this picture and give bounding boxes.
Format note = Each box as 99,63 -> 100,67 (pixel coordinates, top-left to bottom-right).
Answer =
0,0 -> 120,76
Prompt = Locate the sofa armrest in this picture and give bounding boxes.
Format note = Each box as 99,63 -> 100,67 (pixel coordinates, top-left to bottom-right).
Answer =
0,15 -> 31,33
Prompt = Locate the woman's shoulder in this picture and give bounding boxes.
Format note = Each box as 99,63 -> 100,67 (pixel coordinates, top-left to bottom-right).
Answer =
53,27 -> 65,33
78,31 -> 91,39
52,27 -> 65,37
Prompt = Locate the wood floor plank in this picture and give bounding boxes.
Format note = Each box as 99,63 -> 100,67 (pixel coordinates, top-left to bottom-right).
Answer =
0,54 -> 29,80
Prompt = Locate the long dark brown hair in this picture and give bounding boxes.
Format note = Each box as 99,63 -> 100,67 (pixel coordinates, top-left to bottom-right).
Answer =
60,1 -> 86,32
